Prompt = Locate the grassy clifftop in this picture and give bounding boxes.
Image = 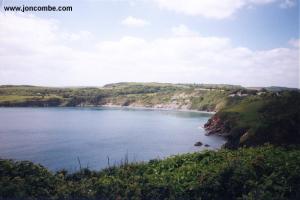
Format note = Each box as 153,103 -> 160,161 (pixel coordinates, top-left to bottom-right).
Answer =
1,145 -> 299,200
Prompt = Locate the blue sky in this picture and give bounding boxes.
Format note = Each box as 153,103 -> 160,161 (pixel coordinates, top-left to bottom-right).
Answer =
10,0 -> 298,49
0,0 -> 299,87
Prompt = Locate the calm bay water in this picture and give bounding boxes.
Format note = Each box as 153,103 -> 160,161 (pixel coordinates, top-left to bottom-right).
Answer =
0,107 -> 225,171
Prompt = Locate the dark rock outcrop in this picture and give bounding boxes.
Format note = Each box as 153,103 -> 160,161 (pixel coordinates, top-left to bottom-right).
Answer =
204,115 -> 230,136
194,141 -> 203,146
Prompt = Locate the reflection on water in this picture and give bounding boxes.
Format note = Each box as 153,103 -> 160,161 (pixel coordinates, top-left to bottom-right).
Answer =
0,107 -> 225,171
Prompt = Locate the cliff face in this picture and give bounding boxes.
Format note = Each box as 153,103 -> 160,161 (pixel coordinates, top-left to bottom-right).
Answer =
204,115 -> 231,136
204,114 -> 248,149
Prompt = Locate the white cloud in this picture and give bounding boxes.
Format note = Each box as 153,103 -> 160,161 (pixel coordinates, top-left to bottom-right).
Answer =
121,16 -> 149,27
153,0 -> 297,19
289,38 -> 300,48
0,14 -> 299,88
279,0 -> 297,8
171,24 -> 199,37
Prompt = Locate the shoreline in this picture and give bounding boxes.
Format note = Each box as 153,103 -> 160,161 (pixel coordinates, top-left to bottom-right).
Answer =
100,104 -> 216,114
0,105 -> 216,114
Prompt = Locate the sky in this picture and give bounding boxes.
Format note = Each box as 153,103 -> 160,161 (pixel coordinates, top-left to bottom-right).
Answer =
0,0 -> 299,87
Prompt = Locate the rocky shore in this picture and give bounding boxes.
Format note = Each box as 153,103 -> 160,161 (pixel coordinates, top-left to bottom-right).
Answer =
204,114 -> 230,136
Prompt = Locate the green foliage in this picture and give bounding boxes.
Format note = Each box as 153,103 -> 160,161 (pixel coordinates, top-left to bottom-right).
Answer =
215,91 -> 300,148
0,146 -> 299,199
190,90 -> 229,111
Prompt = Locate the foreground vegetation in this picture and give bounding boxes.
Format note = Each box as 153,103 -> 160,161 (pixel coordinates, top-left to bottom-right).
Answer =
1,145 -> 300,200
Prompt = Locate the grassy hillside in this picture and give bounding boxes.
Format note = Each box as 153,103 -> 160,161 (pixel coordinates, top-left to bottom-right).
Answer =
205,91 -> 300,148
1,145 -> 299,200
0,83 -> 244,111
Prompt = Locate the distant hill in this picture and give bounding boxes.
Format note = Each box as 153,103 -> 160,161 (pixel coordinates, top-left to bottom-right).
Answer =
0,83 -> 244,111
103,82 -> 244,90
265,86 -> 299,92
0,85 -> 37,88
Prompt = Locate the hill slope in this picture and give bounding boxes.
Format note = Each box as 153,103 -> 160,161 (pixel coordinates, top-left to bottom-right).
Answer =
205,91 -> 300,148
